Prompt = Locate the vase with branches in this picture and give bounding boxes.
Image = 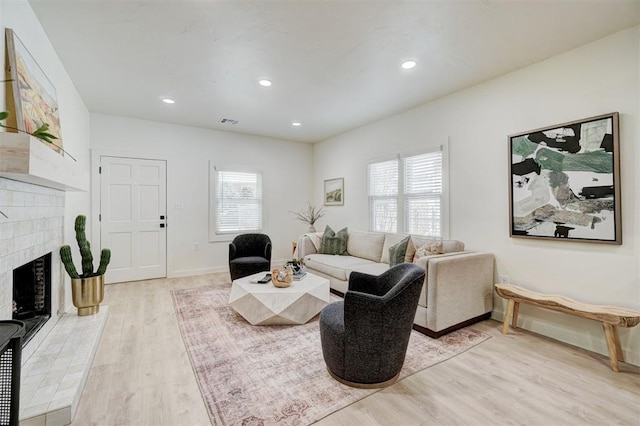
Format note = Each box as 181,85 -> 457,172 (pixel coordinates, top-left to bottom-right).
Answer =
290,202 -> 325,232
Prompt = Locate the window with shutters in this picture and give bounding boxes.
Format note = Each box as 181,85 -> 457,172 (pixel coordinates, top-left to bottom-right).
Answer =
209,166 -> 263,239
368,146 -> 447,237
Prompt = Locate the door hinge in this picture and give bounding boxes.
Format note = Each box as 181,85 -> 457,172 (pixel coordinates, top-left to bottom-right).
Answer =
99,214 -> 101,221
99,166 -> 102,174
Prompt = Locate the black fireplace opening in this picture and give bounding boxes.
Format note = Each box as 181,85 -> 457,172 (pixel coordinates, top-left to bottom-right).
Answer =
12,253 -> 52,346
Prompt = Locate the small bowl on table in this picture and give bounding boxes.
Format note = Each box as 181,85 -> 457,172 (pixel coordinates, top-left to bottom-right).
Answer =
271,267 -> 293,288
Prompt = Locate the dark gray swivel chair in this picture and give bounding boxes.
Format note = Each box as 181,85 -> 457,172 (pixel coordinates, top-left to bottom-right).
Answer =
319,263 -> 425,387
228,233 -> 272,281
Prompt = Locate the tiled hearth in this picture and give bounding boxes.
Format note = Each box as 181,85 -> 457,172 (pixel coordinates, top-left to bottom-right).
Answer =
20,308 -> 108,426
0,178 -> 107,425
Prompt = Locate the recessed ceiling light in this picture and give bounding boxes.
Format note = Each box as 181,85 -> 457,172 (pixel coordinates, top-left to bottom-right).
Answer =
161,98 -> 175,104
291,121 -> 302,127
258,79 -> 272,87
401,60 -> 416,70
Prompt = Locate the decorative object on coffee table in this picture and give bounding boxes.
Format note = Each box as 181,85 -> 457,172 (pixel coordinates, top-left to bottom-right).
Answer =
285,258 -> 305,274
60,215 -> 111,316
271,265 -> 293,288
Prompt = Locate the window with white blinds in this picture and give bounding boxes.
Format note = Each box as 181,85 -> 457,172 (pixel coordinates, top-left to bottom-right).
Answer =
404,151 -> 442,236
368,148 -> 444,237
214,170 -> 263,234
368,159 -> 399,233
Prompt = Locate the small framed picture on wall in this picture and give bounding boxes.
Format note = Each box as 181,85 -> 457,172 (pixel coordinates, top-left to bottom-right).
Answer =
324,178 -> 344,206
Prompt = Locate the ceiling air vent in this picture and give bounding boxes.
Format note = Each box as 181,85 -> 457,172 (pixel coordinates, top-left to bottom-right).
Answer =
220,118 -> 238,125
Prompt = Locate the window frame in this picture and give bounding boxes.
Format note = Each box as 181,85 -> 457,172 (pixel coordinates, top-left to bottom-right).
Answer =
367,143 -> 449,238
208,163 -> 264,242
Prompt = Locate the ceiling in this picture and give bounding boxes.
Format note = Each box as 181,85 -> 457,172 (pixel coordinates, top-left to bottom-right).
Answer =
28,0 -> 640,143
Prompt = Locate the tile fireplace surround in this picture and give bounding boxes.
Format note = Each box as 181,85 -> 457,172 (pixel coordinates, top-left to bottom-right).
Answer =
0,178 -> 106,425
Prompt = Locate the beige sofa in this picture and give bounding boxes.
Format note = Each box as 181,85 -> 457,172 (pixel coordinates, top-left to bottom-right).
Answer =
297,230 -> 494,337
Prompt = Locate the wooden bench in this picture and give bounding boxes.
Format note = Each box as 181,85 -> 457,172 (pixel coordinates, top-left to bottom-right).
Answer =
495,283 -> 640,372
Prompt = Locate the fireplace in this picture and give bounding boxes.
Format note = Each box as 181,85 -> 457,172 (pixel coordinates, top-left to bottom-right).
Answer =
12,253 -> 52,345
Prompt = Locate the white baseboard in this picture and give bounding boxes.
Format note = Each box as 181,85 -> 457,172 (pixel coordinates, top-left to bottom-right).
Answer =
170,266 -> 229,278
170,259 -> 290,279
167,259 -> 291,278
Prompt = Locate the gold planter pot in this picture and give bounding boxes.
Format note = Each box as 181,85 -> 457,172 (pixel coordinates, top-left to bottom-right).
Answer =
71,275 -> 105,316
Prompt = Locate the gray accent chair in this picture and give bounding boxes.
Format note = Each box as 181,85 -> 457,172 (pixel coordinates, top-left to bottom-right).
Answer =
319,263 -> 425,388
228,234 -> 272,281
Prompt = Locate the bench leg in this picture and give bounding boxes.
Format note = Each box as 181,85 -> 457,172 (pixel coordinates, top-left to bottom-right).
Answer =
502,299 -> 515,334
602,323 -> 622,372
612,326 -> 624,362
512,301 -> 520,329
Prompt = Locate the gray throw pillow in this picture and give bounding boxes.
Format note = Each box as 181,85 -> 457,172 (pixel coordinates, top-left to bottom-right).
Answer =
319,225 -> 348,255
388,236 -> 410,267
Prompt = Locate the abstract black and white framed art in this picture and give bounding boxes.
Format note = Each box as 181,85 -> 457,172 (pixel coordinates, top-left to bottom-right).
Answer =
509,112 -> 621,244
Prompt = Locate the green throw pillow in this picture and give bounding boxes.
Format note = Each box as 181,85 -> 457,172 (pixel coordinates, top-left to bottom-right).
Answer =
388,236 -> 410,267
319,225 -> 348,255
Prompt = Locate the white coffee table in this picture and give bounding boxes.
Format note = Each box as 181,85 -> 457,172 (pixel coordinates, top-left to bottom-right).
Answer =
229,271 -> 330,325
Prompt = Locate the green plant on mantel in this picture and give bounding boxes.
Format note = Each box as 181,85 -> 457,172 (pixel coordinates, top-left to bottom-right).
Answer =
0,110 -> 59,144
0,110 -> 76,161
60,215 -> 111,279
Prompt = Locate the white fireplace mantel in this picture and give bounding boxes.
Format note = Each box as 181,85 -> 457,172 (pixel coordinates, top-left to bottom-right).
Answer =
0,132 -> 88,191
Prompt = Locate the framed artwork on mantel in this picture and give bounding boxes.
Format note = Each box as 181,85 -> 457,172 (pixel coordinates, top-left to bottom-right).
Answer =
5,28 -> 63,154
324,177 -> 344,206
508,112 -> 621,244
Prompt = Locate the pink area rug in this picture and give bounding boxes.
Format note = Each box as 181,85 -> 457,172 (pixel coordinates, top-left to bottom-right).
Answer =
172,285 -> 489,426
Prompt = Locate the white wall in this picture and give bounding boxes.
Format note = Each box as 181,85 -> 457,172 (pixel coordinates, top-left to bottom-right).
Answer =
313,26 -> 640,365
89,114 -> 314,277
2,0 -> 92,312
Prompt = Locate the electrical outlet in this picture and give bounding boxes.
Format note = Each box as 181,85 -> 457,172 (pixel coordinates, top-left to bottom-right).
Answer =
499,274 -> 510,284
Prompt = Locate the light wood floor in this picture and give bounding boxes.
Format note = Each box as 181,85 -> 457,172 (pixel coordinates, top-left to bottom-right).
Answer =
70,273 -> 640,426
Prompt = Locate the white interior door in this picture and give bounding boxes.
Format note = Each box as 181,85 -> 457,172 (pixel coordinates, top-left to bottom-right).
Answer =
100,156 -> 167,283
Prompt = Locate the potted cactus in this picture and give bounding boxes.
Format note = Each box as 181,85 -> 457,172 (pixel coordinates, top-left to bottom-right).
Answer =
60,215 -> 111,316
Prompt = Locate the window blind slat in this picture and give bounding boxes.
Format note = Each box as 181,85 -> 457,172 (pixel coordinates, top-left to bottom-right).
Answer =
369,159 -> 399,232
404,152 -> 442,195
216,170 -> 262,233
368,160 -> 398,196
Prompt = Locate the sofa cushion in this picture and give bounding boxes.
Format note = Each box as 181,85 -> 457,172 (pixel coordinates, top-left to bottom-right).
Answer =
380,233 -> 408,264
303,254 -> 376,281
414,240 -> 444,259
388,236 -> 411,267
346,231 -> 385,262
346,262 -> 390,280
319,226 -> 348,255
405,238 -> 417,263
411,237 -> 465,256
